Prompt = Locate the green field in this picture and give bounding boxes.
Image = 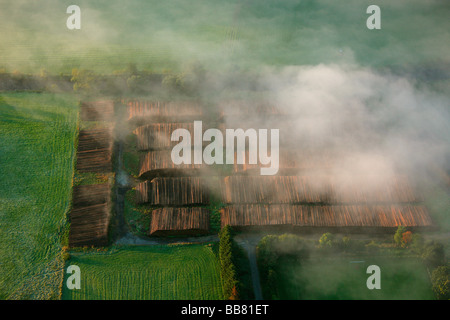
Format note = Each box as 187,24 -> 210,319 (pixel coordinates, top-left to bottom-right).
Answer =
267,255 -> 434,300
0,93 -> 79,299
62,245 -> 224,300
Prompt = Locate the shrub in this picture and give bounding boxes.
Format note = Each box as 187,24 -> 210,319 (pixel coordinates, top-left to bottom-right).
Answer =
431,265 -> 449,300
401,231 -> 413,248
219,225 -> 239,300
162,73 -> 185,91
71,68 -> 100,94
318,232 -> 335,248
394,225 -> 407,247
62,252 -> 71,261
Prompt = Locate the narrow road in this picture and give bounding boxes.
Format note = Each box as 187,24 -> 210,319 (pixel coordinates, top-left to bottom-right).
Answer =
115,233 -> 219,246
245,243 -> 263,300
114,139 -> 130,239
235,234 -> 264,300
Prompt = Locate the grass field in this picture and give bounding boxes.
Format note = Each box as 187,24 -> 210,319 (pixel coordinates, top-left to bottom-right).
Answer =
268,255 -> 434,300
0,93 -> 78,299
62,244 -> 224,300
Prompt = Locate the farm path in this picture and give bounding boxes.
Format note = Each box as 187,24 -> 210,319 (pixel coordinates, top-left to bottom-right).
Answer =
115,233 -> 219,246
234,234 -> 264,300
114,136 -> 129,239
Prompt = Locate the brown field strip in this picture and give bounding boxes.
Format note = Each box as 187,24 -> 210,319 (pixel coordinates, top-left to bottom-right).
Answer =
80,100 -> 115,122
221,204 -> 433,229
220,176 -> 421,204
76,128 -> 113,173
127,100 -> 203,122
139,150 -> 204,178
136,177 -> 210,206
133,122 -> 216,151
69,184 -> 111,247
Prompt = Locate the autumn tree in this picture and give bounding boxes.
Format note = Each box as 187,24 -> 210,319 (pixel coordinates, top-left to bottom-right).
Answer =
229,285 -> 239,300
401,231 -> 413,248
394,225 -> 407,247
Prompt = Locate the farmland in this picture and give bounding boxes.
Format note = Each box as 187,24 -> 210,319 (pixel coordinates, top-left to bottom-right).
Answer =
62,245 -> 224,300
69,183 -> 111,247
76,128 -> 113,173
0,0 -> 448,303
0,93 -> 78,299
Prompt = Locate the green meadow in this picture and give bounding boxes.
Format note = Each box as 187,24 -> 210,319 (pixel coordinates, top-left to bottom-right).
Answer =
264,255 -> 434,300
62,245 -> 224,300
0,93 -> 78,299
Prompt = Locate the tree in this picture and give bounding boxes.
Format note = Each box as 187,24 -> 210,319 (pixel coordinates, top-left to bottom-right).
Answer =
394,225 -> 407,247
229,285 -> 239,300
71,68 -> 98,93
319,232 -> 335,248
162,72 -> 185,91
127,75 -> 142,93
401,231 -> 413,248
219,225 -> 239,299
431,266 -> 449,300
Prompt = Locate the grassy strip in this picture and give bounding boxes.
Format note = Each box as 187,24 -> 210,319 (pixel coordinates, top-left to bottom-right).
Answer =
62,244 -> 224,300
0,92 -> 78,299
124,189 -> 153,236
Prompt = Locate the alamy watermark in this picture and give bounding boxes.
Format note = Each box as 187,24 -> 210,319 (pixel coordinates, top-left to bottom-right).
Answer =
366,265 -> 381,290
66,265 -> 81,290
66,5 -> 81,30
170,121 -> 280,175
65,5 -> 381,31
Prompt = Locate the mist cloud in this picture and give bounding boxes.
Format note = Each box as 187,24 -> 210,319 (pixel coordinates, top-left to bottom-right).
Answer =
218,63 -> 450,197
1,0 -> 449,74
